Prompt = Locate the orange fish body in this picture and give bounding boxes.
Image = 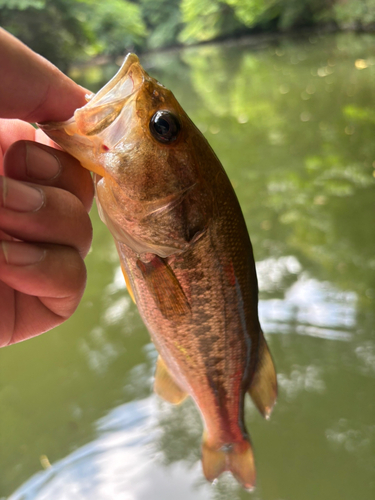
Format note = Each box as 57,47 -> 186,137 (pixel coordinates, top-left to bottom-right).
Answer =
40,54 -> 277,490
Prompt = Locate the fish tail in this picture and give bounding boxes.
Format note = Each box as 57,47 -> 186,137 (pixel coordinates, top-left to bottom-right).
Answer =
201,432 -> 256,491
226,440 -> 256,491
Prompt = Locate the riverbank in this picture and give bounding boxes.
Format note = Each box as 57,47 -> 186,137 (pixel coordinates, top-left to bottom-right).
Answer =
69,25 -> 375,75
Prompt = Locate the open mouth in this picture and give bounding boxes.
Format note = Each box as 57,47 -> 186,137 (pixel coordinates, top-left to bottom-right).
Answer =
39,53 -> 143,135
37,54 -> 145,174
74,53 -> 143,139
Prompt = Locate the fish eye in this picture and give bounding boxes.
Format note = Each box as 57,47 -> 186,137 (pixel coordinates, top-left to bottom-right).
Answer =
149,110 -> 181,144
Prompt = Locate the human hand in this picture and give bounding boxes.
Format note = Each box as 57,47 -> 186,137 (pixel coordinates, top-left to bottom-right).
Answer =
0,29 -> 94,346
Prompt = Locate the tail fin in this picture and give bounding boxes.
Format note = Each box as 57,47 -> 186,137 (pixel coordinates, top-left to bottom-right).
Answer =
201,432 -> 256,490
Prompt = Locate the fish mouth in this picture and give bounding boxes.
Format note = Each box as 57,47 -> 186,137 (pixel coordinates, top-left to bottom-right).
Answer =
38,53 -> 145,176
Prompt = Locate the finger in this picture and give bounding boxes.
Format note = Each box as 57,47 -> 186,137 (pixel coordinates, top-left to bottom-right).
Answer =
4,140 -> 94,212
0,119 -> 36,157
0,241 -> 87,346
0,119 -> 36,175
0,28 -> 88,122
0,177 -> 93,258
35,128 -> 58,147
0,118 -> 63,154
0,119 -> 57,175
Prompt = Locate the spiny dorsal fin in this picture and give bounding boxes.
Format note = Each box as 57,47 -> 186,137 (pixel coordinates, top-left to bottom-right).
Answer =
137,256 -> 190,320
154,355 -> 188,404
248,334 -> 277,419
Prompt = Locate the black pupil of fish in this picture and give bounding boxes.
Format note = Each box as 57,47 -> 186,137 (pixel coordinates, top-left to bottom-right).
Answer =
155,117 -> 169,135
150,111 -> 180,143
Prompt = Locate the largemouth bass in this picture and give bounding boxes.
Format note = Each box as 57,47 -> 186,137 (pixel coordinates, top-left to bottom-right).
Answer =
39,54 -> 277,490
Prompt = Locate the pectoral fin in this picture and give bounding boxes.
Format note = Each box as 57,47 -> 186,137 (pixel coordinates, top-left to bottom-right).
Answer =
154,356 -> 188,404
137,256 -> 190,320
248,334 -> 277,419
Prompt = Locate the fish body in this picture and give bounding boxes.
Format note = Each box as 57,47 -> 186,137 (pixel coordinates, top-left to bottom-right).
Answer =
40,54 -> 277,489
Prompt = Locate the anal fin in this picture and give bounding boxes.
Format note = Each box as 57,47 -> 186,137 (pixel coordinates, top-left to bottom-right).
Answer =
248,334 -> 277,419
137,256 -> 190,320
154,356 -> 188,404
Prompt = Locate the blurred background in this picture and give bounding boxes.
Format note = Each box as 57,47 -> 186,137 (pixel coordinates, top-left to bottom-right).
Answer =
0,1 -> 374,500
2,0 -> 375,71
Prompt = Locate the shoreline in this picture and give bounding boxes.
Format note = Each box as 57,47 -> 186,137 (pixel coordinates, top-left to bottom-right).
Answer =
69,25 -> 375,73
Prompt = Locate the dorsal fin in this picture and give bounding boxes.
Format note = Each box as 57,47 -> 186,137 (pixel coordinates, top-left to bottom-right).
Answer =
248,334 -> 277,419
154,356 -> 188,404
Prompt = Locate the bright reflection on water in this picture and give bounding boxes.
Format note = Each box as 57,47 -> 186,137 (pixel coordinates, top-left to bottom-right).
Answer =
8,398 -> 212,500
1,33 -> 374,500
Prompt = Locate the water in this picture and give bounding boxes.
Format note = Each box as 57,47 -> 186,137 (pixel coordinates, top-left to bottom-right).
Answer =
1,33 -> 374,500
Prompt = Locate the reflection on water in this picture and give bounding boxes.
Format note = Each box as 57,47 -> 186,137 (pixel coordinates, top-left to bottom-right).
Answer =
8,398 -> 212,500
257,256 -> 356,340
1,33 -> 374,500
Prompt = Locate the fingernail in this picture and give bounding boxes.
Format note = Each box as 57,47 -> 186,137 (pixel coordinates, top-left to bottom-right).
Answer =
26,143 -> 61,180
1,177 -> 44,212
2,241 -> 46,266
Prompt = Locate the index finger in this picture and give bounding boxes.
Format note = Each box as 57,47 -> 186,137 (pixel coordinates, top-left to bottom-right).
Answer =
0,29 -> 88,123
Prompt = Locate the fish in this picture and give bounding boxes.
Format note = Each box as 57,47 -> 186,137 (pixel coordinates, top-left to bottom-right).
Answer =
39,53 -> 277,490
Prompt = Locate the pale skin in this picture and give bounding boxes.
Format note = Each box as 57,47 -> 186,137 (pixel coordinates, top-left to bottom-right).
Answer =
0,29 -> 94,346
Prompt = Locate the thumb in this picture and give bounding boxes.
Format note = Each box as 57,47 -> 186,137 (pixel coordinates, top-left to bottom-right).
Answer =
0,29 -> 88,123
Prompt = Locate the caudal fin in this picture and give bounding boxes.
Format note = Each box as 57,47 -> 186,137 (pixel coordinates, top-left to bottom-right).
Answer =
201,433 -> 256,490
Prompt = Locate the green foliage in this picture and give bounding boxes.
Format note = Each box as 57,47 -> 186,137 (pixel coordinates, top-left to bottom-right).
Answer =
0,0 -> 45,8
140,0 -> 182,49
77,0 -> 146,56
225,0 -> 273,27
179,0 -> 239,43
333,0 -> 375,28
0,0 -> 89,71
275,0 -> 332,30
179,0 -> 334,44
0,0 -> 146,70
1,0 -> 375,69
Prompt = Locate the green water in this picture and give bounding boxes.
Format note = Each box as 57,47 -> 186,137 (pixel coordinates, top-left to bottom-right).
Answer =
1,33 -> 374,500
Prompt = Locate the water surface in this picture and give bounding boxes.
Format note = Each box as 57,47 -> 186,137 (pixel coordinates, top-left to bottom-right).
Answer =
1,33 -> 374,500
